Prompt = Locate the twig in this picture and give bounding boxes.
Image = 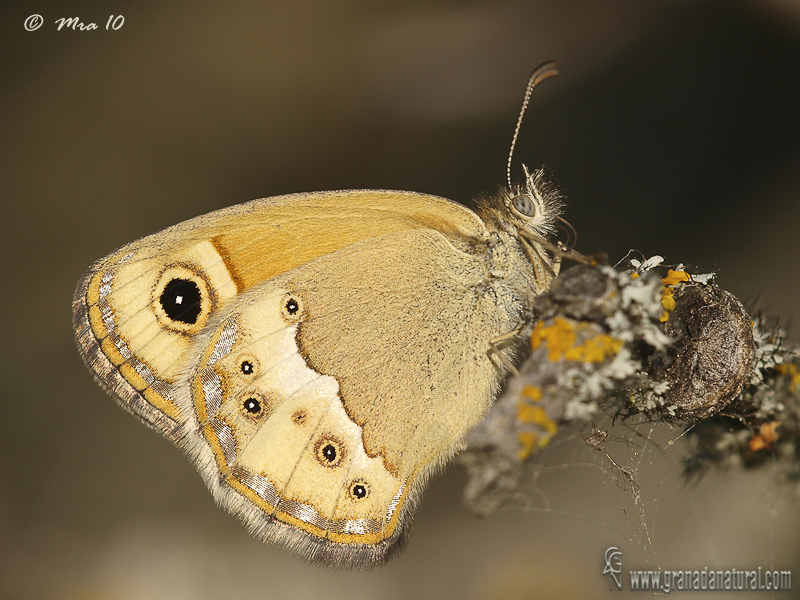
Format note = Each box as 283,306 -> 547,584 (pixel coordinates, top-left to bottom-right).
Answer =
458,257 -> 799,515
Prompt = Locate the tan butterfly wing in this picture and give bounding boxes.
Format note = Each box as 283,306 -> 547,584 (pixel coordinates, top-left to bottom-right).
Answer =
72,189 -> 543,567
74,191 -> 484,435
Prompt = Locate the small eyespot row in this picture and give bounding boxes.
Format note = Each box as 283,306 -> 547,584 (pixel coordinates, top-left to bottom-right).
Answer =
240,360 -> 254,375
280,293 -> 303,323
349,480 -> 369,500
314,436 -> 343,468
243,397 -> 262,415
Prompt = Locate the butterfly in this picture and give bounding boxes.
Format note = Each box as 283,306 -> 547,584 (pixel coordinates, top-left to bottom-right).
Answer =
72,62 -> 562,568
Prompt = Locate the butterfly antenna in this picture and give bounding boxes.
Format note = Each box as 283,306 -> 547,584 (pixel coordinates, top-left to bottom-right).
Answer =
506,61 -> 559,190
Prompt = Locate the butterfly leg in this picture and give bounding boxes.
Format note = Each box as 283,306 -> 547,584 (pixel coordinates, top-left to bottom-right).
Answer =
488,329 -> 521,376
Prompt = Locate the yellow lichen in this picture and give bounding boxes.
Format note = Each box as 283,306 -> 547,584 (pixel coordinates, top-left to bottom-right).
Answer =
564,334 -> 623,363
749,421 -> 782,452
776,363 -> 800,393
517,398 -> 558,460
662,269 -> 691,287
660,269 -> 690,322
516,400 -> 558,459
530,317 -> 576,360
517,431 -> 539,460
521,385 -> 543,402
530,317 -> 622,363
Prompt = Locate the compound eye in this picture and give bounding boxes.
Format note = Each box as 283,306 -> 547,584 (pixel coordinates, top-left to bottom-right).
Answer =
511,194 -> 537,218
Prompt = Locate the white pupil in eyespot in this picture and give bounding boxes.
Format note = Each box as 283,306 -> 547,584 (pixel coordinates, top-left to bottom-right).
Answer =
512,195 -> 536,217
244,398 -> 261,414
323,444 -> 336,461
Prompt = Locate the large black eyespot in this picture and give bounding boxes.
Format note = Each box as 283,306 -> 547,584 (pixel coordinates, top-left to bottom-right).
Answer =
243,397 -> 262,415
240,361 -> 254,375
285,298 -> 299,315
160,278 -> 202,324
511,194 -> 537,218
314,436 -> 343,467
152,266 -> 213,333
349,480 -> 369,500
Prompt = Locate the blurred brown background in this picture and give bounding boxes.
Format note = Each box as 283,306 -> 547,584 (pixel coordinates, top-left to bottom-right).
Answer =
1,1 -> 799,598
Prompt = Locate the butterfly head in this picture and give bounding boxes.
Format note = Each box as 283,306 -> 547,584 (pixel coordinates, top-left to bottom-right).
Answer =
503,164 -> 562,240
487,61 -> 562,255
478,164 -> 562,245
